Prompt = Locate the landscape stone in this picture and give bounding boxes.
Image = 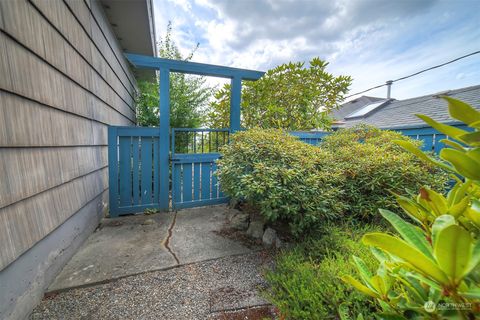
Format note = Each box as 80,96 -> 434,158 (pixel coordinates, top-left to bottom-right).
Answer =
246,220 -> 264,239
262,228 -> 277,246
142,219 -> 156,225
230,212 -> 249,231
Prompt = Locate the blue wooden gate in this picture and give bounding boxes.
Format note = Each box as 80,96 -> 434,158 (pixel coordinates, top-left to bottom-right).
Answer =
108,127 -> 229,215
108,126 -> 161,217
171,128 -> 229,209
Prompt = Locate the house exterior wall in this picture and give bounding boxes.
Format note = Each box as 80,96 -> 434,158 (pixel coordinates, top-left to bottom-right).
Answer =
0,0 -> 137,318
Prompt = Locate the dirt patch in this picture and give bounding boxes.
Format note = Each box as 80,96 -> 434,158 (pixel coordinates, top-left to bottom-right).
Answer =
213,227 -> 263,249
210,305 -> 279,320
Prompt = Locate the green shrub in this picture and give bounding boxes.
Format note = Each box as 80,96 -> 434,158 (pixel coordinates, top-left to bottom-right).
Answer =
217,126 -> 447,233
343,98 -> 480,319
217,128 -> 345,235
264,223 -> 382,319
320,125 -> 448,221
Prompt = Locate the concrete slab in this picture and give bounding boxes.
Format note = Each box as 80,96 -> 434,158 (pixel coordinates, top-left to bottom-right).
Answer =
47,205 -> 256,293
171,206 -> 253,265
48,212 -> 176,292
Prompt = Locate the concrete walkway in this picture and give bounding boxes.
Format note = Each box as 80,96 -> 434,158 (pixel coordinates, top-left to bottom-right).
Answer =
48,205 -> 258,292
32,205 -> 275,319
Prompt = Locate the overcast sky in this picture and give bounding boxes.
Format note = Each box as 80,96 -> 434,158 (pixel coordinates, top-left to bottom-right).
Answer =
152,0 -> 480,101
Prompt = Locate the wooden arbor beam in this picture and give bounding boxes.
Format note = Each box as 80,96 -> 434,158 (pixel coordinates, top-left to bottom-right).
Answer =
125,53 -> 264,211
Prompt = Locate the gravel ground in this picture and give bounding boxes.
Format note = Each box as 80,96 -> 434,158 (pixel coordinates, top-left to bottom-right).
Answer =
31,251 -> 275,320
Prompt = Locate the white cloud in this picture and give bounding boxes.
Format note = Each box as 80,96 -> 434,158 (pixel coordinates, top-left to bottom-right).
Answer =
152,0 -> 480,100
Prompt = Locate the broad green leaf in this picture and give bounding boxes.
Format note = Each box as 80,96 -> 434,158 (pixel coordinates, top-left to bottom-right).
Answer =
371,247 -> 389,263
434,224 -> 472,282
447,180 -> 471,206
341,275 -> 379,298
467,147 -> 480,163
418,188 -> 448,217
459,131 -> 480,146
379,209 -> 434,260
469,120 -> 480,129
374,313 -> 408,320
338,303 -> 350,320
353,256 -> 373,288
444,96 -> 480,125
416,114 -> 469,139
370,275 -> 387,296
446,196 -> 469,218
440,139 -> 466,151
362,233 -> 449,284
405,271 -> 442,291
458,287 -> 480,299
440,149 -> 480,180
431,215 -> 456,246
395,194 -> 428,224
464,199 -> 480,228
396,271 -> 428,302
465,239 -> 480,276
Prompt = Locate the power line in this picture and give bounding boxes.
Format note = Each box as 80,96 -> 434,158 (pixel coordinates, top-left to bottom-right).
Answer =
344,50 -> 480,99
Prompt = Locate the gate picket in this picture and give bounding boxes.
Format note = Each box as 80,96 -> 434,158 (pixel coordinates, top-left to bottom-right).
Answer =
193,163 -> 200,201
108,127 -> 161,217
119,137 -> 132,207
183,164 -> 193,202
141,137 -> 153,203
132,137 -> 140,205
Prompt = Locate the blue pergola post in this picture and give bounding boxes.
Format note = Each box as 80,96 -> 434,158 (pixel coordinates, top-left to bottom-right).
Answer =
158,67 -> 170,211
125,53 -> 264,211
230,76 -> 241,132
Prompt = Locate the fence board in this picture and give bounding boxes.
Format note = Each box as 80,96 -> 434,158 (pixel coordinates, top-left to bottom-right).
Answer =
119,137 -> 132,206
193,163 -> 200,201
132,137 -> 140,205
183,164 -> 193,202
141,137 -> 153,204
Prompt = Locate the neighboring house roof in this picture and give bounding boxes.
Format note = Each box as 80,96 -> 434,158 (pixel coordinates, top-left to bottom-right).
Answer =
100,0 -> 156,80
331,96 -> 384,121
333,85 -> 480,129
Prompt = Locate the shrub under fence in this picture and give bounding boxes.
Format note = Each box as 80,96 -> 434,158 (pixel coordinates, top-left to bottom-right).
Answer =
216,125 -> 448,235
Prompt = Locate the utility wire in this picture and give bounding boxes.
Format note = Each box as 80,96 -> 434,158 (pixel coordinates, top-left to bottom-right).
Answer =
344,50 -> 480,99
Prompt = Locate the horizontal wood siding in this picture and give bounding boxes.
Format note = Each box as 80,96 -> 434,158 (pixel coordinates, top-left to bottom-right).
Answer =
0,0 -> 137,270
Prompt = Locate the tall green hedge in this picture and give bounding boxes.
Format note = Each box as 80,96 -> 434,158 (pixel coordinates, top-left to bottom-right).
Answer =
320,125 -> 448,221
217,129 -> 345,235
217,126 -> 448,234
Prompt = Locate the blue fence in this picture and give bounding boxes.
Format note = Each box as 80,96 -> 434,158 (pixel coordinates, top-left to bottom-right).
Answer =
108,123 -> 471,215
292,123 -> 471,154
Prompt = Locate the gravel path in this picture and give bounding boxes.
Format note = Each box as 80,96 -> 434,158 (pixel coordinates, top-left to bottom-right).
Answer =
31,251 -> 275,320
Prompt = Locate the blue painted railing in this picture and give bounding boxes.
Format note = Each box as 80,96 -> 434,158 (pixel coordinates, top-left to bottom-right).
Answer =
171,128 -> 229,154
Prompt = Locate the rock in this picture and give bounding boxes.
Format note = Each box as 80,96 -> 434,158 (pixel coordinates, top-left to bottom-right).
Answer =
230,212 -> 249,231
226,208 -> 241,222
275,237 -> 283,249
229,198 -> 239,208
262,228 -> 277,246
246,220 -> 264,239
142,219 -> 156,225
